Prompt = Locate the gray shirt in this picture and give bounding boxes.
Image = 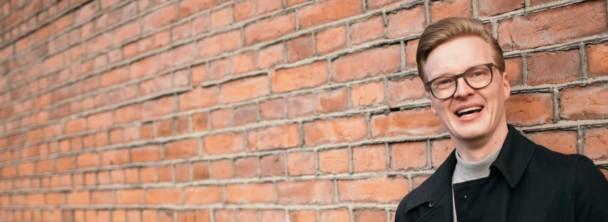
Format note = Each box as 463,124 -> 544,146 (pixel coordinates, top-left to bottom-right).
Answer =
451,148 -> 502,221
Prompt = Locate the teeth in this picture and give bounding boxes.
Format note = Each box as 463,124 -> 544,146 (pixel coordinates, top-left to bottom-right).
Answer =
456,106 -> 482,116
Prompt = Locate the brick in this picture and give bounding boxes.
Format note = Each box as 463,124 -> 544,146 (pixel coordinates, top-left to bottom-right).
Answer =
319,148 -> 349,173
260,154 -> 285,176
210,159 -> 234,179
140,74 -> 172,95
505,93 -> 553,126
172,22 -> 192,41
226,183 -> 275,203
220,75 -> 269,103
505,57 -> 523,86
115,104 -> 142,124
371,108 -> 443,137
498,1 -> 607,50
315,26 -> 346,54
431,139 -> 454,168
287,35 -> 314,62
287,93 -> 315,117
350,16 -> 384,45
260,98 -> 285,120
277,180 -> 334,204
142,96 -> 176,120
184,186 -> 223,204
587,43 -> 608,77
245,14 -> 295,45
258,44 -> 284,69
198,30 -> 241,58
235,157 -> 258,178
208,57 -> 231,81
179,0 -> 213,17
272,61 -> 329,93
211,7 -> 233,30
142,4 -> 178,33
338,177 -> 408,202
87,111 -> 113,130
298,0 -> 362,29
179,87 -> 218,111
145,188 -> 181,204
527,50 -> 579,85
529,130 -> 577,154
367,0 -> 401,9
386,6 -> 425,38
233,104 -> 258,126
130,145 -> 160,163
287,151 -> 315,175
156,119 -> 172,137
261,210 -> 285,222
478,0 -> 523,16
304,116 -> 368,145
354,209 -> 386,222
391,142 -> 427,170
258,0 -> 283,14
100,67 -> 129,88
316,87 -> 348,113
248,124 -> 300,150
560,85 -> 608,120
192,63 -> 208,84
91,191 -> 113,204
320,209 -> 349,222
129,56 -> 158,79
235,0 -> 255,21
67,191 -> 90,205
233,51 -> 255,74
584,128 -> 608,161
65,118 -> 86,134
353,145 -> 386,172
351,81 -> 385,107
333,45 -> 401,82
203,132 -> 244,155
192,161 -> 210,180
77,152 -> 99,168
211,108 -> 233,129
430,0 -> 472,22
114,20 -> 141,44
164,138 -> 198,159
290,210 -> 317,222
100,149 -> 130,166
387,76 -> 425,106
235,210 -> 259,222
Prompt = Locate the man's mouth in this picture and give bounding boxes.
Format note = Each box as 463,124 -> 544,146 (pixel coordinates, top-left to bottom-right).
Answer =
454,106 -> 483,118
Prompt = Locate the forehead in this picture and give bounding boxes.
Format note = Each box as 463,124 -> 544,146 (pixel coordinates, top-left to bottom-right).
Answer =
423,36 -> 494,80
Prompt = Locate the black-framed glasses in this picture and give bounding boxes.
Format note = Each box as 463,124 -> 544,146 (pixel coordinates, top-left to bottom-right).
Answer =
425,63 -> 497,100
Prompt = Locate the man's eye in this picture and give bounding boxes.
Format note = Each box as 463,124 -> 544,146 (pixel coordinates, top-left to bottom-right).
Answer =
434,79 -> 453,87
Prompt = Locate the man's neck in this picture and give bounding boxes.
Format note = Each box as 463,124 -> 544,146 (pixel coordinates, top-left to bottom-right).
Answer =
452,123 -> 509,162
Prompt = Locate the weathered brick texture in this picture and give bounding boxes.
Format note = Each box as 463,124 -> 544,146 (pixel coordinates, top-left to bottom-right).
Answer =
0,0 -> 606,221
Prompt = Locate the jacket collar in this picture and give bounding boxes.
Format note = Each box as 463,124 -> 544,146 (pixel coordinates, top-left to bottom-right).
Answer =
403,125 -> 536,211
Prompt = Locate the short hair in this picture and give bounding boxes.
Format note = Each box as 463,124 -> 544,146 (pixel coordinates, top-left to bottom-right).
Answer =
416,17 -> 505,82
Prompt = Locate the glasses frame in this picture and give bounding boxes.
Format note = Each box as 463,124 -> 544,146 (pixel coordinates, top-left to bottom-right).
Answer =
424,63 -> 498,100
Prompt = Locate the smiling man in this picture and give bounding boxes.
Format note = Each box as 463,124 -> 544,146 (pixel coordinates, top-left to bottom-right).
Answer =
394,17 -> 608,222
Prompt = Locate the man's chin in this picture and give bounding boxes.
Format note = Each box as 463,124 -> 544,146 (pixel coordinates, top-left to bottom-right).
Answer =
447,123 -> 489,141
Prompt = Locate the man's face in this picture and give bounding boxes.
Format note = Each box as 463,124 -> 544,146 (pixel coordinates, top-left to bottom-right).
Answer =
423,36 -> 511,141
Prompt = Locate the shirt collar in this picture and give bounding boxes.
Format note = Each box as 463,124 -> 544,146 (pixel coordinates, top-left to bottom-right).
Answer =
402,125 -> 536,211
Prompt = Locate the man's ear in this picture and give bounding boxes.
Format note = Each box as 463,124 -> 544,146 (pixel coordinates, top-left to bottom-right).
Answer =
502,71 -> 511,99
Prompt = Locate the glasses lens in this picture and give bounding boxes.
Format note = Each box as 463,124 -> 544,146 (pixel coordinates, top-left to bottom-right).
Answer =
430,78 -> 455,99
464,66 -> 492,88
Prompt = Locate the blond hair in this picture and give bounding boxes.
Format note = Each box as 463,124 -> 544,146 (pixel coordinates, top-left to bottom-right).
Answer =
416,17 -> 505,82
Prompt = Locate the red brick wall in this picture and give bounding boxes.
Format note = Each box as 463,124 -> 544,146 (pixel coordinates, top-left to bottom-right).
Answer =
0,0 -> 607,221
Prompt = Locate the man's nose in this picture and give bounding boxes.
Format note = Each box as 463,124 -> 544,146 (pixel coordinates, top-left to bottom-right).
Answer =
453,77 -> 474,98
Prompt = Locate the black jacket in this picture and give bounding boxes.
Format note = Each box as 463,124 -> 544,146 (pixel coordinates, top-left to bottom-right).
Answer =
395,125 -> 608,222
